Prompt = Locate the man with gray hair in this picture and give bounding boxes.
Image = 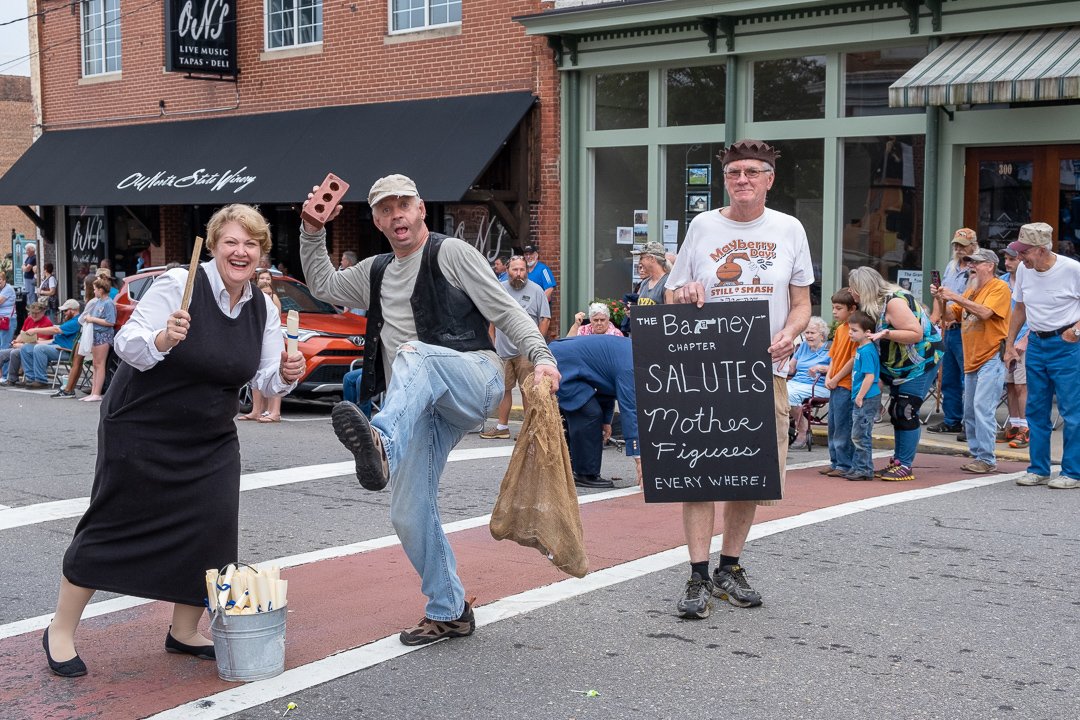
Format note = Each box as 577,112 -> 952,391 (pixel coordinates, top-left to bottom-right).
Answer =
932,247 -> 1011,473
479,255 -> 551,440
1004,222 -> 1080,489
665,139 -> 813,619
299,174 -> 560,645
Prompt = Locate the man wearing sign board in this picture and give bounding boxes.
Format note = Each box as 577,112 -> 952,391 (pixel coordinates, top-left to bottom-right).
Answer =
664,140 -> 813,619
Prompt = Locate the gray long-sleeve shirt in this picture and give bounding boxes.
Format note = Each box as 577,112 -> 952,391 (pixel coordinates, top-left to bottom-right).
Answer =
299,227 -> 556,383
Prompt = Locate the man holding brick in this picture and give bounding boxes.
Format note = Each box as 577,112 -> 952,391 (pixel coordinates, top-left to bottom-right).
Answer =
299,174 -> 560,645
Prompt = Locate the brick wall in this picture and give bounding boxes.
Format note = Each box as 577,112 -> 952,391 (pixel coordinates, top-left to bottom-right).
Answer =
34,2 -> 562,329
0,74 -> 36,264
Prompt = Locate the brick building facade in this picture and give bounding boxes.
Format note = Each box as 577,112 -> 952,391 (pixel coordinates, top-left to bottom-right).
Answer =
1,1 -> 562,326
0,74 -> 35,268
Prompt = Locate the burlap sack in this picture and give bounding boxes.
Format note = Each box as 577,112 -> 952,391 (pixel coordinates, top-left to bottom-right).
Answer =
489,376 -> 588,578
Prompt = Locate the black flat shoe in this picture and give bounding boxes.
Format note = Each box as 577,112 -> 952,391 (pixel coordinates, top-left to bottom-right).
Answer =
165,630 -> 216,660
574,474 -> 614,489
43,627 -> 87,678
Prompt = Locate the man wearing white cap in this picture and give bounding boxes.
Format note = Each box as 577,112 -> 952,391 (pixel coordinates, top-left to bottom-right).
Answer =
18,298 -> 81,388
299,174 -> 561,644
931,247 -> 1011,473
1004,222 -> 1080,489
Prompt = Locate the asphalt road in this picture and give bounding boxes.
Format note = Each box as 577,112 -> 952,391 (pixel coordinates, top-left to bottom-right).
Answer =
1,386 -> 1077,720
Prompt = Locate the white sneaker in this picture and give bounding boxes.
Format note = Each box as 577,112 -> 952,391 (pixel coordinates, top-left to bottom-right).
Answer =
1015,472 -> 1050,486
1047,476 -> 1079,489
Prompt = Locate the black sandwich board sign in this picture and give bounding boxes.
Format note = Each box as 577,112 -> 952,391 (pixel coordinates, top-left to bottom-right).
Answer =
631,301 -> 782,503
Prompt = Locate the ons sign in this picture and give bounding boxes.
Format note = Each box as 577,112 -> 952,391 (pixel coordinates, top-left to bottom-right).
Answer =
165,0 -> 238,75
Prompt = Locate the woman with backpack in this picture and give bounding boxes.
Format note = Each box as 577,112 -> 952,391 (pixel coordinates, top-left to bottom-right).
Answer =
848,266 -> 942,482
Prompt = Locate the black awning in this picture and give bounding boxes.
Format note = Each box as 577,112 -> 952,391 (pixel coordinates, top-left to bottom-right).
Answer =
0,92 -> 535,206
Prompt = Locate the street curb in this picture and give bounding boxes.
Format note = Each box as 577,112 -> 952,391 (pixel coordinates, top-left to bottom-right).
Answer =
809,426 -> 1046,463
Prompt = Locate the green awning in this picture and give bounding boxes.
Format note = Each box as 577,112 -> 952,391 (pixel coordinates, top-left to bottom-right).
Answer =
889,26 -> 1080,107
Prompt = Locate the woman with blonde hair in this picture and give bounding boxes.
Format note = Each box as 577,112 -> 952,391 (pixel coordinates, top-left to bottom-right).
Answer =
43,204 -> 306,677
847,266 -> 941,482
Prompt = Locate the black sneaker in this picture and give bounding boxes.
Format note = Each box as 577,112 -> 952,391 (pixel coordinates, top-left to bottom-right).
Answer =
399,601 -> 475,646
676,573 -> 714,619
51,389 -> 76,398
331,402 -> 389,491
927,421 -> 962,434
712,564 -> 763,608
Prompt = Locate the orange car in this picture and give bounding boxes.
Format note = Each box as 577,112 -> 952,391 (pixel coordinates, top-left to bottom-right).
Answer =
112,268 -> 365,402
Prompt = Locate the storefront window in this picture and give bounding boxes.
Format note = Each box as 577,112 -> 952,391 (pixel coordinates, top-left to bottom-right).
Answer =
767,140 -> 825,310
663,143 -> 724,252
844,47 -> 927,117
594,72 -> 649,130
1059,159 -> 1080,263
841,136 -> 925,290
67,207 -> 107,302
666,66 -> 725,126
592,146 -> 647,303
753,56 -> 826,121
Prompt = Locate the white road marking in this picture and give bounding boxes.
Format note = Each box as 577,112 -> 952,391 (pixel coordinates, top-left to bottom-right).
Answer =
0,451 -> 881,639
0,483 -> 639,640
145,471 -> 1021,720
0,446 -> 517,532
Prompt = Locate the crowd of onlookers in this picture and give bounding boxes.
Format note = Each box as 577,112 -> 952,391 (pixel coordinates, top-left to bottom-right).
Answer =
0,258 -> 118,399
477,222 -> 1079,491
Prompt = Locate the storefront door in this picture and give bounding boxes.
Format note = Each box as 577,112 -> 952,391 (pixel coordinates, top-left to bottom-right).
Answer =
965,145 -> 1080,264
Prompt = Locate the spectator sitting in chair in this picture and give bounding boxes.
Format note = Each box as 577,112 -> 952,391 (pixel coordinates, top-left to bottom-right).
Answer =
3,301 -> 53,385
785,315 -> 831,447
18,299 -> 81,389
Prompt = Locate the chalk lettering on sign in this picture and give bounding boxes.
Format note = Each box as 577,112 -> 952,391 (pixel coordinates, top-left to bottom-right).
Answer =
632,301 -> 781,503
642,361 -> 769,394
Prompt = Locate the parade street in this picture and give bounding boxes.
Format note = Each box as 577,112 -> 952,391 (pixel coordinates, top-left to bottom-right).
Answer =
1,389 -> 1076,720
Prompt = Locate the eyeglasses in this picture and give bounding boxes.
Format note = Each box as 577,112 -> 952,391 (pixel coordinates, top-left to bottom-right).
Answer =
723,168 -> 772,180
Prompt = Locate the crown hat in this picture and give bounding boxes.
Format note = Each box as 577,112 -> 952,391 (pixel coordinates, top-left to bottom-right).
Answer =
718,140 -> 780,167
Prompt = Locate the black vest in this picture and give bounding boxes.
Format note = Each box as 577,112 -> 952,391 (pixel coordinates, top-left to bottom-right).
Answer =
359,233 -> 494,402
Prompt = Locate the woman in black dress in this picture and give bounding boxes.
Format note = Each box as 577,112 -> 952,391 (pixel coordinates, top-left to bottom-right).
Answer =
43,204 -> 306,677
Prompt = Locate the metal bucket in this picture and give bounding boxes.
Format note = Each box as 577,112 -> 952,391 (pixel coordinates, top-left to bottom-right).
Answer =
210,606 -> 287,682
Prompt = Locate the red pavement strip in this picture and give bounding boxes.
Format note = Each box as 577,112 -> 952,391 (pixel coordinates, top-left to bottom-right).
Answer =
4,455 -> 1022,719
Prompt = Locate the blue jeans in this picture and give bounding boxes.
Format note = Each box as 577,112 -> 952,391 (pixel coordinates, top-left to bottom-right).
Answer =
23,280 -> 36,306
1025,334 -> 1080,478
372,342 -> 502,621
941,327 -> 965,425
826,386 -> 854,472
0,319 -> 13,350
886,362 -> 938,467
963,358 -> 1005,466
850,394 -> 881,476
19,342 -> 61,383
341,368 -> 373,418
0,347 -> 22,380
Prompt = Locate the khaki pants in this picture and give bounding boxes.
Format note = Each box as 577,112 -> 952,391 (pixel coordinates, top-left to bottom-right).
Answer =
757,377 -> 789,507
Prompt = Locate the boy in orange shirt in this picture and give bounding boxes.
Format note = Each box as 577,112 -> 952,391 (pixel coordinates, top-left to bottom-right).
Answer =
814,288 -> 859,476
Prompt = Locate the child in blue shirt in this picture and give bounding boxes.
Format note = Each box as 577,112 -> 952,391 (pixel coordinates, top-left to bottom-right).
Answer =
846,310 -> 882,481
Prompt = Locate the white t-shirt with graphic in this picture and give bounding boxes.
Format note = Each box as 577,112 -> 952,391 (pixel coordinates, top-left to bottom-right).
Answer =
1012,254 -> 1080,332
667,207 -> 815,376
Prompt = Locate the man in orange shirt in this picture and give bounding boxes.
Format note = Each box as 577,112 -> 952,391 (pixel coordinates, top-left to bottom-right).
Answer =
932,247 -> 1011,473
815,288 -> 859,477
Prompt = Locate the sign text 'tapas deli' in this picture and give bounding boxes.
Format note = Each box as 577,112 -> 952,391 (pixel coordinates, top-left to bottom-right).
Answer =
165,0 -> 238,75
